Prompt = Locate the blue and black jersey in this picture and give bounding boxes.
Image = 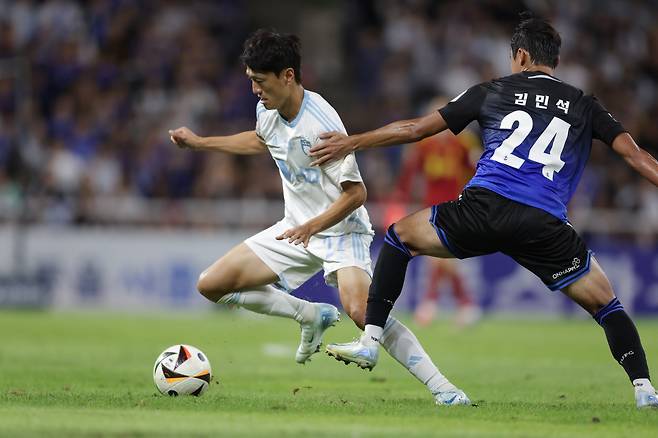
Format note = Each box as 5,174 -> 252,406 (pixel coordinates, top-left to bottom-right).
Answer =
439,71 -> 626,221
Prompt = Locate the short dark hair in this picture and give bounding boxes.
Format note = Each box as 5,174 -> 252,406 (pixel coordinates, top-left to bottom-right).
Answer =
510,12 -> 561,68
240,29 -> 302,83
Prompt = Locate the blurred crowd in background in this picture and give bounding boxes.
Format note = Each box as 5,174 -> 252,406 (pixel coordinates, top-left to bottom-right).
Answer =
0,0 -> 656,237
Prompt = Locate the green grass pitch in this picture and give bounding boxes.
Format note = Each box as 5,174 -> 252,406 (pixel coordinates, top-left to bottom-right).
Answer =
0,310 -> 657,437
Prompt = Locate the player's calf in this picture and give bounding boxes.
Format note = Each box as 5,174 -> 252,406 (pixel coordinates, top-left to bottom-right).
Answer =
341,299 -> 366,330
392,207 -> 454,258
593,298 -> 651,384
336,266 -> 370,330
564,261 -> 653,406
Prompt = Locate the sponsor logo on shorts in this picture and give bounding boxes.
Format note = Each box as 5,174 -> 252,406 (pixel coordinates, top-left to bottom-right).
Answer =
552,257 -> 581,280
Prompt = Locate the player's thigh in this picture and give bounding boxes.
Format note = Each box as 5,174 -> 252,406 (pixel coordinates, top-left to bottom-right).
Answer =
394,207 -> 455,258
336,266 -> 371,329
197,242 -> 279,300
561,257 -> 615,315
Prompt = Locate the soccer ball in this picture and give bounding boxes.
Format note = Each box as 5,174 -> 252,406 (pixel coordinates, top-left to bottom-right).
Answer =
153,344 -> 212,396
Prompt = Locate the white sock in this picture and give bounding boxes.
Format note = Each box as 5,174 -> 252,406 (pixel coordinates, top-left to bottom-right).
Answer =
633,378 -> 655,392
217,285 -> 315,324
379,317 -> 456,395
363,324 -> 384,346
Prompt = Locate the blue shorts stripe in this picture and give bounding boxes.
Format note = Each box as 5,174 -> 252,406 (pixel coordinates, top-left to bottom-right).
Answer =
431,205 -> 439,223
428,206 -> 441,236
384,234 -> 409,257
428,205 -> 459,258
384,226 -> 412,257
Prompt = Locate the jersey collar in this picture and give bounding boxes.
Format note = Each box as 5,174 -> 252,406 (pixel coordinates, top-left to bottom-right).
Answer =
278,89 -> 308,128
522,71 -> 562,82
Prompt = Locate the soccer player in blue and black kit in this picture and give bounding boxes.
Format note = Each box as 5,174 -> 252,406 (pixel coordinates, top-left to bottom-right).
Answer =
311,14 -> 658,408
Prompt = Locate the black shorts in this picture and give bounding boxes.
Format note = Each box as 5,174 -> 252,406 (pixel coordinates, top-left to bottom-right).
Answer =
430,186 -> 592,291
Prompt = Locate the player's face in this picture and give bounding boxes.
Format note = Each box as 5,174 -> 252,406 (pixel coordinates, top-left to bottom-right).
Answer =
246,67 -> 292,110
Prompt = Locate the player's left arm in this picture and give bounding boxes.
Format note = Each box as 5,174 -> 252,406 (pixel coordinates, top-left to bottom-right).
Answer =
276,181 -> 366,247
611,133 -> 658,186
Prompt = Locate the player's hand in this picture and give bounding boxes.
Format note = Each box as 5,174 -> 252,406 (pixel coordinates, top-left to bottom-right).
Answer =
276,222 -> 317,248
309,132 -> 355,166
169,127 -> 200,149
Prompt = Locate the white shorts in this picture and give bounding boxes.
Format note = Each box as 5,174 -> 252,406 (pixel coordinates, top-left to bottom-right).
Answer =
244,219 -> 373,291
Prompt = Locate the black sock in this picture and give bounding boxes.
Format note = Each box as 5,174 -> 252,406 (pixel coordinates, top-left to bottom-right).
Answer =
365,225 -> 412,328
594,297 -> 650,382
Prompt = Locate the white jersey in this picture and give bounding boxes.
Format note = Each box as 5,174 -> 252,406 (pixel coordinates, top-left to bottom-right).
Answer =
255,89 -> 373,237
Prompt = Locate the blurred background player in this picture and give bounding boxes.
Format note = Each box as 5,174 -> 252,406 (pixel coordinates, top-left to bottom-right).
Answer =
170,29 -> 470,406
392,96 -> 481,327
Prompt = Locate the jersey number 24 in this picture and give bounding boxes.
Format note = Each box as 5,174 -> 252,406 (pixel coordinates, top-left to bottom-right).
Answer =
491,110 -> 571,181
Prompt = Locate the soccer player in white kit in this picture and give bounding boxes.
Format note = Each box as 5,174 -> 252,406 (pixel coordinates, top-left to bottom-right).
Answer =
169,29 -> 470,406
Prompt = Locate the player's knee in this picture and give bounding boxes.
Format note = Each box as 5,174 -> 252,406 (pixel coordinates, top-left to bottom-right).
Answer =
389,222 -> 409,246
196,272 -> 215,301
384,223 -> 415,257
564,264 -> 616,315
389,220 -> 420,253
196,271 -> 229,302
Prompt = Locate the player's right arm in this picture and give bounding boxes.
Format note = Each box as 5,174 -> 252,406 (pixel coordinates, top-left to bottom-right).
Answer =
592,98 -> 658,187
309,112 -> 447,166
169,127 -> 267,155
310,84 -> 486,166
611,133 -> 658,186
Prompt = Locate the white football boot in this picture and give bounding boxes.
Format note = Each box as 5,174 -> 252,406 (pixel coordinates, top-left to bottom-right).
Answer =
635,387 -> 658,409
326,333 -> 379,371
434,388 -> 472,406
295,303 -> 340,364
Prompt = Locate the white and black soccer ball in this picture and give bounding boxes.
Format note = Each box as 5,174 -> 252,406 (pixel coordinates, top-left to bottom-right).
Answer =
153,344 -> 212,396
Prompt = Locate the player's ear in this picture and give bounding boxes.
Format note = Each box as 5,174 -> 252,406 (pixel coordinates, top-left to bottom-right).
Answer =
518,48 -> 532,69
283,68 -> 295,85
